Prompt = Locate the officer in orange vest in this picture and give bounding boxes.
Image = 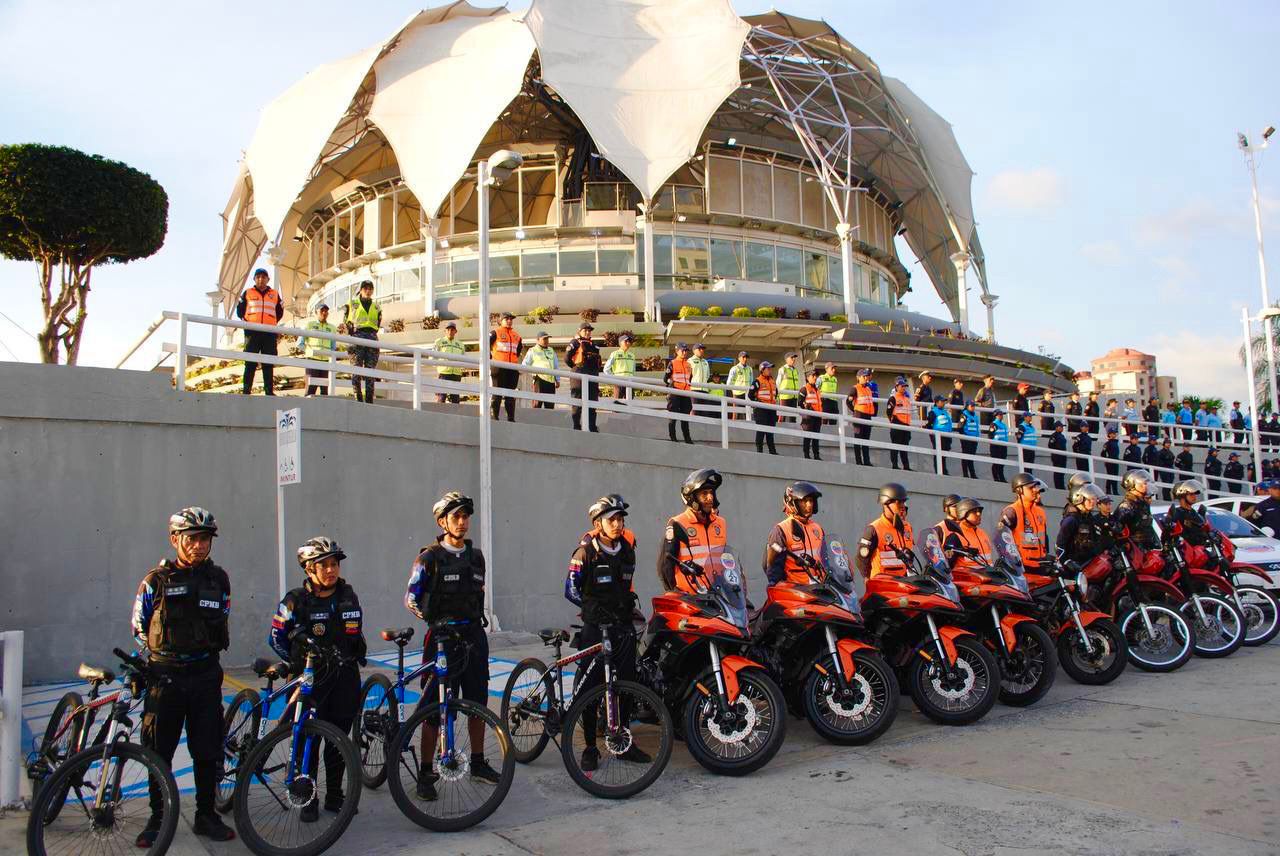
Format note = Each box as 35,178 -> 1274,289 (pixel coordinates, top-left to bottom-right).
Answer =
887,375 -> 914,471
748,360 -> 779,455
235,268 -> 283,395
944,498 -> 996,573
763,482 -> 826,584
800,367 -> 824,460
998,474 -> 1049,572
664,342 -> 694,444
847,368 -> 878,467
658,469 -> 729,593
488,311 -> 523,421
856,483 -> 914,578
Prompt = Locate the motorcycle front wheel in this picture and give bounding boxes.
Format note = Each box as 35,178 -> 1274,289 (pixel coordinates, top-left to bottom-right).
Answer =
1234,586 -> 1280,646
801,650 -> 899,745
1181,595 -> 1244,658
1056,618 -> 1127,685
996,623 -> 1058,707
1120,605 -> 1194,671
908,637 -> 999,726
683,669 -> 786,776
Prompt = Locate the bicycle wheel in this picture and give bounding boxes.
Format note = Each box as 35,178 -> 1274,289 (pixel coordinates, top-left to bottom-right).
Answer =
386,699 -> 515,832
27,741 -> 178,856
354,673 -> 397,789
31,691 -> 83,812
500,657 -> 555,764
217,688 -> 262,814
233,717 -> 362,856
560,679 -> 673,798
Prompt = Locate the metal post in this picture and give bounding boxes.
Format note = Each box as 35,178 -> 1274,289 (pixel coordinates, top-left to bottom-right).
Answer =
720,394 -> 729,449
327,348 -> 336,397
412,352 -> 422,410
0,630 -> 23,808
837,222 -> 857,324
1244,307 -> 1264,475
174,312 -> 188,392
951,251 -> 971,333
642,200 -> 656,323
837,396 -> 848,464
982,293 -> 998,342
424,220 -> 437,315
276,480 -> 286,599
1245,144 -> 1278,412
206,290 -> 221,349
477,161 -> 498,630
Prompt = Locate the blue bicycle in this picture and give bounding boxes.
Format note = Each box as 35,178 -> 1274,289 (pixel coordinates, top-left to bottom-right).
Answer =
357,620 -> 514,831
230,632 -> 362,856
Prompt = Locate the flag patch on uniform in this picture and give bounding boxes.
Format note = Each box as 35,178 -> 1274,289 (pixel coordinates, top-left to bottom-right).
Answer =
345,621 -> 359,634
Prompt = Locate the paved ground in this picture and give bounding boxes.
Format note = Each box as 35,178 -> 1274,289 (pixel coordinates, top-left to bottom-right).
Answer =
6,639 -> 1279,855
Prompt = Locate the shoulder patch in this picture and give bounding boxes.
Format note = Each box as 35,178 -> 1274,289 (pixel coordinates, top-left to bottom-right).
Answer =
665,525 -> 675,540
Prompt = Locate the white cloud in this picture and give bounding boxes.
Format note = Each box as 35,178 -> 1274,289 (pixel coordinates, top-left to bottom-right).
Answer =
1153,255 -> 1196,298
1136,199 -> 1248,245
1079,240 -> 1126,267
1137,331 -> 1247,401
985,167 -> 1065,211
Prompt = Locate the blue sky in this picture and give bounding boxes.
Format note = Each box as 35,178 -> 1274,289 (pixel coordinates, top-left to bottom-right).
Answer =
1,0 -> 1277,401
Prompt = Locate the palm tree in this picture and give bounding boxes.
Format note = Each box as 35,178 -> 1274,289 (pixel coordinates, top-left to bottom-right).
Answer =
1239,311 -> 1280,412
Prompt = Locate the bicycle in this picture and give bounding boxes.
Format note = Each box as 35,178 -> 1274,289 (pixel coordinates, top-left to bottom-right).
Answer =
26,648 -> 180,856
216,656 -> 304,814
500,623 -> 672,798
373,620 -> 515,831
231,631 -> 363,856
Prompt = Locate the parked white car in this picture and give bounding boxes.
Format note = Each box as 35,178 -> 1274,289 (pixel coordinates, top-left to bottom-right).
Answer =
1150,504 -> 1280,590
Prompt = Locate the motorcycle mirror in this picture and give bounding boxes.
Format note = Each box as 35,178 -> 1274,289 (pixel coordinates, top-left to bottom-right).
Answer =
1264,526 -> 1276,538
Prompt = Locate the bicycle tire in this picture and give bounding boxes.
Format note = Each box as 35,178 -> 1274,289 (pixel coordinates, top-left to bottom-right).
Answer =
500,657 -> 555,764
32,691 -> 83,811
559,679 -> 673,799
233,717 -> 362,856
386,699 -> 515,832
354,673 -> 397,789
27,741 -> 178,856
217,688 -> 262,814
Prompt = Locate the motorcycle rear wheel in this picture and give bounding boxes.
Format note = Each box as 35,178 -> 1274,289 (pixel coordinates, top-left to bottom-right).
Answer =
683,670 -> 786,776
1234,586 -> 1280,647
996,623 -> 1057,707
1120,605 -> 1193,671
801,650 -> 899,745
1056,618 -> 1127,685
1181,595 -> 1244,658
908,637 -> 999,726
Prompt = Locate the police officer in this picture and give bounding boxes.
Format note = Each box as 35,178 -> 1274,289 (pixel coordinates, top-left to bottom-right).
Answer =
1101,427 -> 1121,495
764,482 -> 827,584
749,360 -> 779,455
663,342 -> 694,444
344,280 -> 382,403
1065,391 -> 1083,434
303,303 -> 336,396
1114,469 -> 1158,550
776,352 -> 802,422
1243,481 -> 1280,534
800,367 -> 825,460
938,493 -> 963,538
236,268 -> 284,396
887,376 -> 914,471
432,320 -> 467,404
1012,381 -> 1031,416
1175,441 -> 1194,477
974,375 -> 997,428
727,351 -> 754,420
958,400 -> 981,479
686,341 -> 710,412
564,495 -> 651,770
1157,437 -> 1177,499
1038,389 -> 1056,432
856,483 -> 914,578
1224,452 -> 1246,493
1204,447 -> 1224,496
1056,483 -> 1111,567
489,312 -> 523,421
1048,421 -> 1069,489
1063,471 -> 1092,514
131,508 -> 235,845
848,368 -> 878,466
950,377 -> 967,424
522,331 -> 559,408
945,498 -> 996,573
1122,431 -> 1144,469
1163,480 -> 1214,549
659,469 -> 728,592
929,395 -> 954,475
405,492 -> 501,799
1016,412 -> 1038,467
605,333 -> 638,402
818,362 -> 840,424
268,538 -> 366,821
999,474 -> 1048,572
566,322 -> 602,431
989,409 -> 1010,483
916,371 -> 936,424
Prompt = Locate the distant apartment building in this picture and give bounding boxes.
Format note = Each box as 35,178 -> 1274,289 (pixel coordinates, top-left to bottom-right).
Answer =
1076,348 -> 1178,403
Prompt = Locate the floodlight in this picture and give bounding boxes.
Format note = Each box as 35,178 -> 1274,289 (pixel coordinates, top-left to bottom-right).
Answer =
486,149 -> 524,184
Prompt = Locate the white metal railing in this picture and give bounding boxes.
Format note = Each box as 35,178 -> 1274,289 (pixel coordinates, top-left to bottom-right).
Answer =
159,312 -> 1258,499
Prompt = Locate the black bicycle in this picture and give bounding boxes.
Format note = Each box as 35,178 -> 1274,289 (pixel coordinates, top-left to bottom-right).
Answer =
500,623 -> 672,799
26,649 -> 180,856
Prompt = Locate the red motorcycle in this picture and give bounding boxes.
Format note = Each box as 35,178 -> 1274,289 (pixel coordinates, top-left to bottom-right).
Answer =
1197,528 -> 1280,646
1158,529 -> 1245,658
752,536 -> 899,745
1024,553 -> 1128,685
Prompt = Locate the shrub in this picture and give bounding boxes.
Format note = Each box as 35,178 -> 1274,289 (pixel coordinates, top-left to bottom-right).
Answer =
422,315 -> 440,330
706,305 -> 723,316
795,308 -> 811,320
578,307 -> 599,323
387,319 -> 405,333
820,312 -> 830,321
678,305 -> 703,319
640,355 -> 667,371
525,305 -> 554,323
831,314 -> 848,323
612,305 -> 632,316
488,312 -> 501,325
754,306 -> 777,318
545,304 -> 561,317
771,305 -> 787,318
731,307 -> 753,318
603,331 -> 619,347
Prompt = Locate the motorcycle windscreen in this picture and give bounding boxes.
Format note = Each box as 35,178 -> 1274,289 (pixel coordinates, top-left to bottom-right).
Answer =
822,537 -> 862,616
706,548 -> 750,631
921,526 -> 963,604
994,527 -> 1030,594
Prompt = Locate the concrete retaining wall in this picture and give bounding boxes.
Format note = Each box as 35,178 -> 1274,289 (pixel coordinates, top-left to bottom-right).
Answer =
0,362 -> 1056,680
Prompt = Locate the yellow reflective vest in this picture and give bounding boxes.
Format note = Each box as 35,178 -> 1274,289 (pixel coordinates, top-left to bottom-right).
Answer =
433,336 -> 466,378
346,298 -> 381,331
304,320 -> 336,359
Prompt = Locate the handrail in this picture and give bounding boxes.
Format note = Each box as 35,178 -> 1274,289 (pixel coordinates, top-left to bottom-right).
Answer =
115,313 -> 169,369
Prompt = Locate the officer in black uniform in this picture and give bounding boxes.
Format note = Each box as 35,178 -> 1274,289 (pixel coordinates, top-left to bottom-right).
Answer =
566,322 -> 603,432
1204,447 -> 1224,496
268,537 -> 366,820
1113,469 -> 1158,550
1056,484 -> 1112,568
1101,428 -> 1121,495
1047,421 -> 1069,489
1157,437 -> 1177,500
563,494 -> 651,771
1122,432 -> 1144,467
405,492 -> 501,799
1175,442 -> 1194,476
130,507 -> 235,846
1244,481 -> 1280,534
1163,480 -> 1215,550
1224,452 -> 1246,493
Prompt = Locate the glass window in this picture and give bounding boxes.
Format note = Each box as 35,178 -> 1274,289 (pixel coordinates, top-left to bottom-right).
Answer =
710,238 -> 743,279
559,250 -> 597,275
522,251 -> 556,277
801,176 -> 825,229
490,182 -> 519,230
585,184 -> 619,211
379,195 -> 395,246
804,252 -> 829,294
880,273 -> 892,305
708,156 -> 741,214
776,246 -> 803,286
673,236 -> 709,275
397,269 -> 421,297
674,186 -> 705,216
742,160 -> 771,219
599,249 -> 635,274
351,206 -> 365,258
829,254 -> 843,293
638,234 -> 675,282
432,259 -> 449,286
452,257 -> 478,285
773,168 -> 801,224
491,255 -> 520,282
744,242 -> 774,281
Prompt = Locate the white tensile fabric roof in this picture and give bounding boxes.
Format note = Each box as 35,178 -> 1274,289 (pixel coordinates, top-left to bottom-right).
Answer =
524,0 -> 748,200
222,1 -> 986,320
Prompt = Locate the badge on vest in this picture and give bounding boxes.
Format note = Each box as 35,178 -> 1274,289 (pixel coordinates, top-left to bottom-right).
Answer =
312,622 -> 327,636
342,610 -> 361,619
164,585 -> 189,596
198,599 -> 220,609
443,574 -> 460,582
596,574 -> 613,583
309,613 -> 328,621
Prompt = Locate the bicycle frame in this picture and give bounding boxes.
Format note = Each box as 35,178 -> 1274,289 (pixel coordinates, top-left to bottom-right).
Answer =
282,651 -> 320,791
227,671 -> 305,749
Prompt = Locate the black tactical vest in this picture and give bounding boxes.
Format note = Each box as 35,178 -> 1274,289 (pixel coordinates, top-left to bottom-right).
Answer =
146,561 -> 230,657
288,580 -> 365,662
422,543 -> 485,621
1116,500 -> 1156,549
579,536 -> 636,624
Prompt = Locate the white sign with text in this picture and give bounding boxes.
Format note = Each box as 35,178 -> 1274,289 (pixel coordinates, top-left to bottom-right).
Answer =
276,408 -> 301,486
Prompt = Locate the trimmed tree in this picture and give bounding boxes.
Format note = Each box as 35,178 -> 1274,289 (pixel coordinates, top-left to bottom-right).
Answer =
0,144 -> 168,364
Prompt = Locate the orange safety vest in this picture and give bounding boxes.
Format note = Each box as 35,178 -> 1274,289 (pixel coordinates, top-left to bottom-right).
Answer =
891,392 -> 913,425
802,383 -> 822,411
670,508 -> 727,595
778,517 -> 825,585
854,382 -> 875,415
1005,501 -> 1048,567
669,357 -> 691,391
952,524 -> 995,573
869,515 -> 914,578
754,375 -> 777,404
491,326 -> 522,363
243,287 -> 279,325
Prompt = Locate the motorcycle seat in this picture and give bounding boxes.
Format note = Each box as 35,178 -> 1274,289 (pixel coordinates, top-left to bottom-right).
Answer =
379,627 -> 415,644
78,663 -> 114,684
252,657 -> 291,681
538,628 -> 571,646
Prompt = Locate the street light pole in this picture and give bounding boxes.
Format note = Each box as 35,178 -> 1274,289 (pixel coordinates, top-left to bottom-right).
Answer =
1240,128 -> 1277,412
1243,307 -> 1264,473
950,251 -> 971,332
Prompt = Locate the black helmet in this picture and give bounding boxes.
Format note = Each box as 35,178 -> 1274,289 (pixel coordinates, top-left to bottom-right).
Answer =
1070,483 -> 1105,509
432,491 -> 474,520
588,494 -> 629,521
942,493 -> 961,517
784,481 -> 822,515
1066,472 -> 1092,496
169,506 -> 218,536
955,498 -> 984,519
878,483 -> 908,506
1121,469 -> 1152,499
297,536 -> 346,568
681,468 -> 722,509
1011,472 -> 1038,495
1173,479 -> 1206,500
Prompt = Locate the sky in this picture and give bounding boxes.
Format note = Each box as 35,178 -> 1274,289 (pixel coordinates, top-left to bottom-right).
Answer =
1,0 -> 1277,402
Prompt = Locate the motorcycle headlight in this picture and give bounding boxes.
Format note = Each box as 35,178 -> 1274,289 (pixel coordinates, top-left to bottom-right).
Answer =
1075,571 -> 1088,598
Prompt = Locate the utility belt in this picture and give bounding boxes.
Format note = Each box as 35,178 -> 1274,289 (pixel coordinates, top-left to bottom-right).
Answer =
147,652 -> 219,674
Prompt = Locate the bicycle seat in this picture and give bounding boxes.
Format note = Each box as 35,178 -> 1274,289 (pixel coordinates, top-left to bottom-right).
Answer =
538,628 -> 570,645
380,627 -> 415,644
77,663 -> 114,684
251,658 -> 291,681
